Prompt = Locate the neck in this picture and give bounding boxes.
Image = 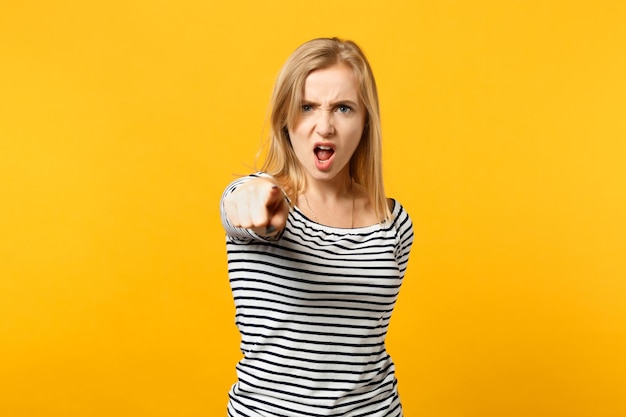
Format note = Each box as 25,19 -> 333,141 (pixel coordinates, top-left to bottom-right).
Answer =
301,176 -> 355,227
304,174 -> 353,202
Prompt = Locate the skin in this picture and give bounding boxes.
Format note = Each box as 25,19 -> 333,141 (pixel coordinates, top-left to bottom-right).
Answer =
223,179 -> 289,236
225,62 -> 376,233
289,62 -> 365,190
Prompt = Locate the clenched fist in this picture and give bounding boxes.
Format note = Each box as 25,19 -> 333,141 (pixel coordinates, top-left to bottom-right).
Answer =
223,178 -> 289,236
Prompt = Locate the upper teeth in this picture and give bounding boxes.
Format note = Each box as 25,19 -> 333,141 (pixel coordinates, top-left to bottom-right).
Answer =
317,146 -> 332,150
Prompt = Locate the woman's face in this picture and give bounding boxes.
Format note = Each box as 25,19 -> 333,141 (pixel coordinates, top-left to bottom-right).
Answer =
288,63 -> 366,186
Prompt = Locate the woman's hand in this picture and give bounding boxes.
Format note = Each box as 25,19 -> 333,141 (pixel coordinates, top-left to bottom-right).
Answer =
223,178 -> 289,236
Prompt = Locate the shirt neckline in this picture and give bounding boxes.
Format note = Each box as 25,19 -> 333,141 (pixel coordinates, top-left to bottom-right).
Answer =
291,199 -> 398,233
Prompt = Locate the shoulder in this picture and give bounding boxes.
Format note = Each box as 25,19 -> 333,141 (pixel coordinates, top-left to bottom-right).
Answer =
387,198 -> 410,219
387,198 -> 413,233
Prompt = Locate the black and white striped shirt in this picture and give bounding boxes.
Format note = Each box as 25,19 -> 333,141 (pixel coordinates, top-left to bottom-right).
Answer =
222,174 -> 414,417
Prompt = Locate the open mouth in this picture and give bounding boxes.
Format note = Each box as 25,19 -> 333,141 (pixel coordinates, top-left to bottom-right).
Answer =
314,145 -> 334,162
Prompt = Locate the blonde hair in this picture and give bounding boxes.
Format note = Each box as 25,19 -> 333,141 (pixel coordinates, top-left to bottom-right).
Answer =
260,37 -> 391,222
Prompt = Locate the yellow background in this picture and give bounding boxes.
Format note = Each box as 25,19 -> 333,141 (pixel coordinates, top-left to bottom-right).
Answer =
1,1 -> 625,416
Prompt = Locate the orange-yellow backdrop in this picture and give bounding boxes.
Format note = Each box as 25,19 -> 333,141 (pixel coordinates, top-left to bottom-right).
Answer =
1,1 -> 625,416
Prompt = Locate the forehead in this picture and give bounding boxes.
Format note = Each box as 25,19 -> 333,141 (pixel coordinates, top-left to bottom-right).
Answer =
303,63 -> 360,100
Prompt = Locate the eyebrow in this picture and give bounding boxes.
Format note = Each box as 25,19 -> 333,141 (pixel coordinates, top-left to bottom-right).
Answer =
301,99 -> 360,108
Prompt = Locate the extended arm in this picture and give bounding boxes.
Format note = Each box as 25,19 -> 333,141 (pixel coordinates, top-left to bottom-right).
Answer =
220,174 -> 290,240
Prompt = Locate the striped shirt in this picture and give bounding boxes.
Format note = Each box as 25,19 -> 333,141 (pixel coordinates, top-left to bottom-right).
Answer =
221,174 -> 414,417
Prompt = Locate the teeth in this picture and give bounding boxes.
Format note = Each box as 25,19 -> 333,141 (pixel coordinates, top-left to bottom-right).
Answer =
317,145 -> 332,150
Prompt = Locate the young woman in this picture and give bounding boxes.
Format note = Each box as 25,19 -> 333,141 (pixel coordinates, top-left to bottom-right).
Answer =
220,37 -> 414,417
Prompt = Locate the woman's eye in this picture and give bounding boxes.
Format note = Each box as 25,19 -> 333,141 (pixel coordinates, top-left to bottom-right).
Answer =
337,105 -> 352,114
302,104 -> 313,112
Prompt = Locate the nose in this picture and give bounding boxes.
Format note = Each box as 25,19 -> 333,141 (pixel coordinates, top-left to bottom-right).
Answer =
315,111 -> 335,137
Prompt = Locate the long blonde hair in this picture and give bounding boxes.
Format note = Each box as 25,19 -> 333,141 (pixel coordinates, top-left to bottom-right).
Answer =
260,37 -> 391,222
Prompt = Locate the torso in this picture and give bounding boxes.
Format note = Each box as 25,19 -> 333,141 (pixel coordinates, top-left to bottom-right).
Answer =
225,199 -> 414,417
